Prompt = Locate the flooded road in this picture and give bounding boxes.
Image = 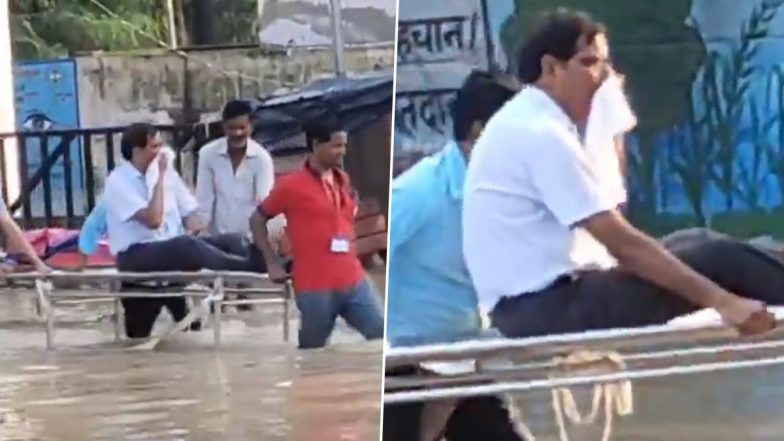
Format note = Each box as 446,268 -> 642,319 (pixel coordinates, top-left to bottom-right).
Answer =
508,361 -> 784,440
0,270 -> 385,441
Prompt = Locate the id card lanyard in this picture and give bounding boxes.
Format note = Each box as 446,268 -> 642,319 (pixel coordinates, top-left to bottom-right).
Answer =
323,172 -> 350,253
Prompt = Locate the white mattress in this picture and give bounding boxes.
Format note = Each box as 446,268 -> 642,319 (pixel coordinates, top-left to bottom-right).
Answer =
666,306 -> 784,329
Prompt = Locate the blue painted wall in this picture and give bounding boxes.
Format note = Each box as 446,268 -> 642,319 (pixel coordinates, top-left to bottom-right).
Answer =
13,58 -> 84,217
396,0 -> 784,239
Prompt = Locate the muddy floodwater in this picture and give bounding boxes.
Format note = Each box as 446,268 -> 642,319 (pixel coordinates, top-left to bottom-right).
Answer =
0,271 -> 385,441
503,359 -> 784,440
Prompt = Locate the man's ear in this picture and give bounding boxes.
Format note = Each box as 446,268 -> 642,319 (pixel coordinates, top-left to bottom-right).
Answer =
468,121 -> 485,143
541,54 -> 558,77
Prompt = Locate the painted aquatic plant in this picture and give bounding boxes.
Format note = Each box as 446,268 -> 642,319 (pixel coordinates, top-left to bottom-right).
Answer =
668,93 -> 715,225
739,92 -> 774,211
738,66 -> 780,211
764,66 -> 784,206
702,0 -> 782,211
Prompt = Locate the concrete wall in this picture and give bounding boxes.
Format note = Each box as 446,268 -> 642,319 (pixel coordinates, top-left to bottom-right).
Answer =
76,44 -> 394,128
72,43 -> 393,197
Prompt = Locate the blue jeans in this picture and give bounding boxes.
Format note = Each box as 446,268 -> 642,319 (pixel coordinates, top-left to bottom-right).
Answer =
295,277 -> 385,349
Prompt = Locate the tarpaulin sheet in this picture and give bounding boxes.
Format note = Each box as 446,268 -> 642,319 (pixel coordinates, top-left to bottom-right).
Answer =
198,70 -> 394,155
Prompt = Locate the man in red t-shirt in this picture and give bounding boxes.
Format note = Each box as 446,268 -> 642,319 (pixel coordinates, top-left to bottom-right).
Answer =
249,117 -> 384,349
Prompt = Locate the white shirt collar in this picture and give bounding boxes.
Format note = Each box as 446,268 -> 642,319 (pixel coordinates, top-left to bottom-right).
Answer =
219,137 -> 265,157
516,87 -> 580,135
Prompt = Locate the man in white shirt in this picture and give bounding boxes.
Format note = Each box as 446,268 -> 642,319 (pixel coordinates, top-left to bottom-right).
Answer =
103,123 -> 267,338
196,99 -> 279,238
463,9 -> 776,340
196,100 -> 283,309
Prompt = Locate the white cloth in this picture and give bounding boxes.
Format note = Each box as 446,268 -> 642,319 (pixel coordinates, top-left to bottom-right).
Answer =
463,87 -> 618,315
584,75 -> 637,205
144,146 -> 177,189
668,306 -> 784,329
574,76 -> 638,270
196,137 -> 277,238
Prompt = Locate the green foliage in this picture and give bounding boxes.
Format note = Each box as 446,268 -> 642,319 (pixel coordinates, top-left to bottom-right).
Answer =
9,0 -> 260,60
10,0 -> 167,59
207,0 -> 259,45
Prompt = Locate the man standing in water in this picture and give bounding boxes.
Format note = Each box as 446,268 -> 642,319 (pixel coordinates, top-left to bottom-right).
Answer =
462,9 -> 776,340
196,100 -> 280,309
196,99 -> 277,238
250,117 -> 384,349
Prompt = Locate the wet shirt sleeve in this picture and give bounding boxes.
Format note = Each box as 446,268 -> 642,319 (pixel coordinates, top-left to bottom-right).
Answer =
78,202 -> 108,255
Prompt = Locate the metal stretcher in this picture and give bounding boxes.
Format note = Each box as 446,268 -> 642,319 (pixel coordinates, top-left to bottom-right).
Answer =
0,269 -> 294,350
385,310 -> 784,441
385,312 -> 784,403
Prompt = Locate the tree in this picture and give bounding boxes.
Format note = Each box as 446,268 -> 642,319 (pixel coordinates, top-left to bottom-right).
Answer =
9,0 -> 260,60
10,0 -> 168,59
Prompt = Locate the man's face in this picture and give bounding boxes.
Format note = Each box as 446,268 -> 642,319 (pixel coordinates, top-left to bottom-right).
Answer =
314,131 -> 348,167
224,115 -> 252,148
141,134 -> 163,163
555,32 -> 611,119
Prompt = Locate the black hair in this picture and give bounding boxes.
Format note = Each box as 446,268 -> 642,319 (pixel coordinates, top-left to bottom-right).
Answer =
517,8 -> 606,84
222,99 -> 253,121
452,70 -> 521,142
120,123 -> 157,160
303,116 -> 344,151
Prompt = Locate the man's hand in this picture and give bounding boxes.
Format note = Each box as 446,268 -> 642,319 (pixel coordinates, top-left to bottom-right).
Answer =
717,296 -> 776,336
0,262 -> 15,274
157,152 -> 168,177
185,214 -> 207,235
267,261 -> 289,283
582,211 -> 776,336
33,260 -> 51,274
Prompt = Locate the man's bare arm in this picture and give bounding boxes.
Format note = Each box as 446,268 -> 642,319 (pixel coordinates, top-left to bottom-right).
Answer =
133,178 -> 165,229
580,210 -> 769,328
133,156 -> 167,229
250,210 -> 287,281
0,211 -> 48,271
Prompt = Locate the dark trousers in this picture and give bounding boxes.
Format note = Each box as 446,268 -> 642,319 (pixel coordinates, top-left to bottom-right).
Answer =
121,295 -> 189,338
383,367 -> 527,441
491,235 -> 784,338
116,234 -> 267,273
116,234 -> 267,338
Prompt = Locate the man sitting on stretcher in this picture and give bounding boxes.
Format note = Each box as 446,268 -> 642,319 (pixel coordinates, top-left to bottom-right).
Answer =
100,123 -> 267,338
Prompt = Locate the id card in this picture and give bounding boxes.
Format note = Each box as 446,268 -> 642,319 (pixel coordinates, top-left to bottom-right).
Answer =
330,237 -> 350,253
